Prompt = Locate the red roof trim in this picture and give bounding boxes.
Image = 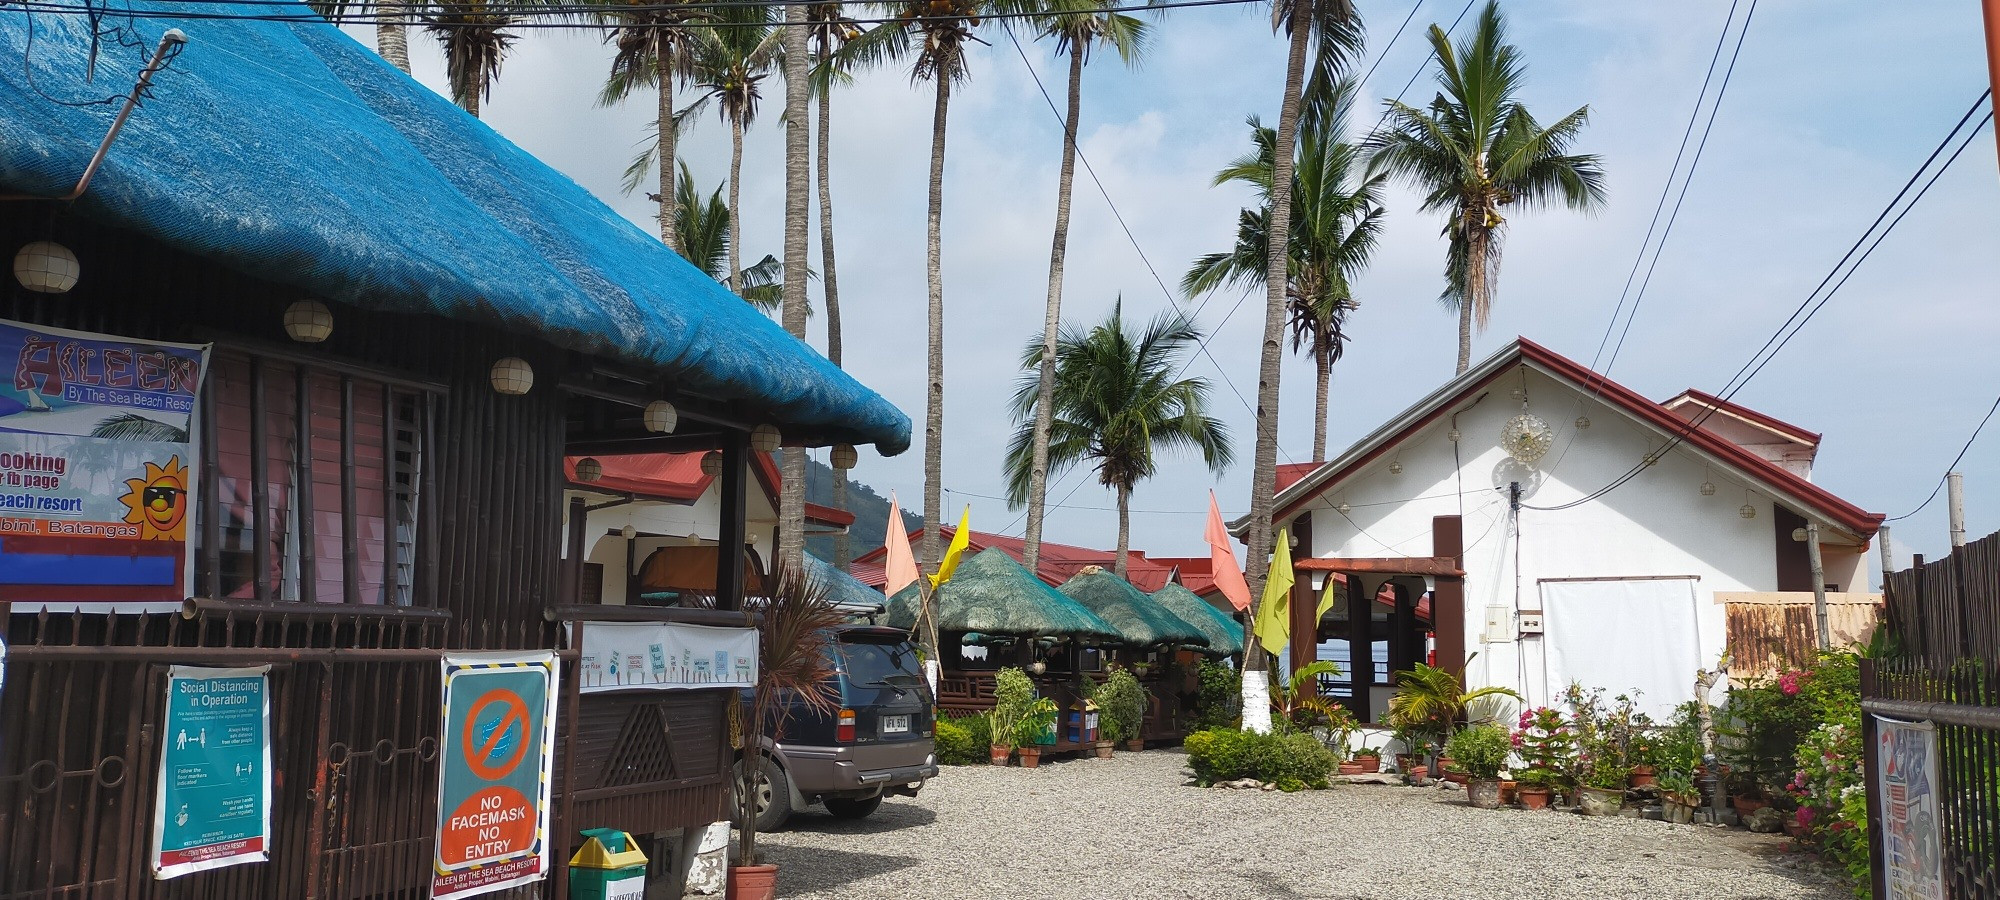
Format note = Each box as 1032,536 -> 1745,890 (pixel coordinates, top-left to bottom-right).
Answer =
1664,388 -> 1821,446
805,502 -> 856,527
1277,338 -> 1881,536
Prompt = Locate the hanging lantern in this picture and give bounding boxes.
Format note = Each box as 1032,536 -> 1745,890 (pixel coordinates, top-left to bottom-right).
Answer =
490,357 -> 534,395
1388,460 -> 1403,476
643,400 -> 678,434
700,451 -> 723,476
749,424 -> 781,454
1501,409 -> 1554,465
13,241 -> 79,294
283,299 -> 334,343
621,524 -> 637,540
684,532 -> 703,546
1739,493 -> 1758,519
1335,501 -> 1351,515
830,444 -> 858,471
1027,660 -> 1047,676
1574,415 -> 1591,430
1700,481 -> 1717,496
1447,428 -> 1462,443
574,457 -> 603,483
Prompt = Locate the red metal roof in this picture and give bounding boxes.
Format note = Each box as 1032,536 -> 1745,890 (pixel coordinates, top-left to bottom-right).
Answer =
1662,388 -> 1821,447
1275,463 -> 1320,493
852,527 -> 1174,591
1273,337 -> 1882,537
565,452 -> 851,528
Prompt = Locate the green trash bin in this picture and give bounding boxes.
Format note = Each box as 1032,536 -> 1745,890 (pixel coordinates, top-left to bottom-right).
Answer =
568,828 -> 649,900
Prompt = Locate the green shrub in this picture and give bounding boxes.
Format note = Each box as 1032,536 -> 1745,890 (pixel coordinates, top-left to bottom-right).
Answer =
1091,666 -> 1148,742
1443,723 -> 1510,778
934,713 -> 990,765
991,667 -> 1035,751
1189,660 -> 1242,731
1183,728 -> 1337,789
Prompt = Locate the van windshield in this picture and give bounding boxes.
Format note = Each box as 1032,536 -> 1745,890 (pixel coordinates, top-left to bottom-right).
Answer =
839,639 -> 922,687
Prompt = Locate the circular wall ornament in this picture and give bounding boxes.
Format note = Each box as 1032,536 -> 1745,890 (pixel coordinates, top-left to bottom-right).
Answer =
1501,411 -> 1554,465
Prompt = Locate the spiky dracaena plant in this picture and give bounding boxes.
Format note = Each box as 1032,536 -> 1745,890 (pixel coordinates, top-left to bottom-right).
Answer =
1386,659 -> 1522,749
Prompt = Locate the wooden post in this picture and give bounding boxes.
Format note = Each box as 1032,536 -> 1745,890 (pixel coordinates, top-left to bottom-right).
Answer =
716,430 -> 749,610
1288,515 -> 1315,678
1347,574 -> 1374,722
565,495 -> 586,605
1431,515 -> 1467,681
1877,524 -> 1893,584
1948,471 -> 1966,548
1806,522 -> 1830,650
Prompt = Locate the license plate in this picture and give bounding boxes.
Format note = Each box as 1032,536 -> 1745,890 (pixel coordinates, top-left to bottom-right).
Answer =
881,715 -> 910,734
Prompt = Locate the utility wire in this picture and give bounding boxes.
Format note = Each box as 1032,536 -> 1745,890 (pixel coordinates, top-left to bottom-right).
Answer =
5,0 -> 1269,29
1885,389 -> 2000,522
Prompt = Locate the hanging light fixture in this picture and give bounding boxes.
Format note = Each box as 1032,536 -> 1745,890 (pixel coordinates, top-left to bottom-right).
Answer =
1501,403 -> 1554,466
574,457 -> 603,483
1574,415 -> 1591,430
1335,501 -> 1351,515
700,451 -> 723,476
621,524 -> 637,540
1447,428 -> 1462,443
283,299 -> 333,343
490,357 -> 534,395
684,532 -> 703,545
643,400 -> 678,434
1740,491 -> 1758,520
1388,458 -> 1403,476
830,444 -> 858,470
12,241 -> 79,294
1700,464 -> 1716,496
749,424 -> 781,454
1027,660 -> 1047,676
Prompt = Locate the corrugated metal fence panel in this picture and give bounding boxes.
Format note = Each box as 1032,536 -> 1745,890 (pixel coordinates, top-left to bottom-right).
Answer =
1724,598 -> 1882,683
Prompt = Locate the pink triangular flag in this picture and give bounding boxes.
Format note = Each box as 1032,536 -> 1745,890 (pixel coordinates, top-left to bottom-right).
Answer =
1206,491 -> 1253,612
883,491 -> 920,598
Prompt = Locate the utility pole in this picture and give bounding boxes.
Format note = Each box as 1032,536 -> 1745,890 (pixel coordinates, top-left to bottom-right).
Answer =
1948,471 -> 1967,549
1878,524 -> 1894,583
1806,522 -> 1830,651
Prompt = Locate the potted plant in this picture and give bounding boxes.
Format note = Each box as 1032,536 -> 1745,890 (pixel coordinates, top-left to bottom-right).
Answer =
726,566 -> 845,900
1014,697 -> 1058,768
1657,771 -> 1699,825
990,667 -> 1035,767
1513,706 -> 1576,811
1093,665 -> 1148,756
1387,658 -> 1521,779
1445,724 -> 1511,809
1352,747 -> 1381,774
1388,722 -> 1422,775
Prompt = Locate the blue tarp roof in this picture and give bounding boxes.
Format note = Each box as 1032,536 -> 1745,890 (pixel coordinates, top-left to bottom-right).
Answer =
0,4 -> 910,454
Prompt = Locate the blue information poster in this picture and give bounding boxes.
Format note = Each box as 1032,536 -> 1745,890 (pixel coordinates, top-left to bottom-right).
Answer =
431,651 -> 558,900
151,665 -> 272,879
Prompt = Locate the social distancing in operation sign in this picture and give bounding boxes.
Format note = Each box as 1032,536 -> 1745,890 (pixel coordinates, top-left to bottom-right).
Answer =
432,651 -> 559,900
151,665 -> 271,880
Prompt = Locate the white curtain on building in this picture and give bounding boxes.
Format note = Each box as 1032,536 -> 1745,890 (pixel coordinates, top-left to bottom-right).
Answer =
1540,577 -> 1706,721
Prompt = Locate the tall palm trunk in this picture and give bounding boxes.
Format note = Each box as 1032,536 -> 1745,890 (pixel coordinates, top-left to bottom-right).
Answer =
819,69 -> 852,570
1022,45 -> 1085,572
1456,211 -> 1487,375
919,73 -> 951,573
727,116 -> 746,294
377,17 -> 411,73
659,57 -> 681,252
777,3 -> 813,574
461,83 -> 480,117
1243,7 -> 1312,714
1313,340 -> 1331,462
1114,482 -> 1130,578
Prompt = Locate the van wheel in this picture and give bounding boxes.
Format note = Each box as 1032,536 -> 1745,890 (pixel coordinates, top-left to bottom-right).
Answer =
824,796 -> 882,820
731,757 -> 793,832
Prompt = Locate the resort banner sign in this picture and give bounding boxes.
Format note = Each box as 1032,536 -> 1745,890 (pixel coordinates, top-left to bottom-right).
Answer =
1875,717 -> 1944,900
0,318 -> 209,613
573,621 -> 758,693
432,651 -> 559,900
151,665 -> 272,880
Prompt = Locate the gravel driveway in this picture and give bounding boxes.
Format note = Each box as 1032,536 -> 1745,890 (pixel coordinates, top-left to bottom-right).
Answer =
756,749 -> 1845,900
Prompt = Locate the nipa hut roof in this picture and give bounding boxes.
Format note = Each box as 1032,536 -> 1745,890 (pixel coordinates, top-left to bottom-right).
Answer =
884,549 -> 1119,640
1151,584 -> 1245,656
803,553 -> 887,613
1057,567 -> 1210,649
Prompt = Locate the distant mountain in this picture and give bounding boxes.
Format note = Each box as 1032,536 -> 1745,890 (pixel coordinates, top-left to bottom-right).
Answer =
804,457 -> 921,563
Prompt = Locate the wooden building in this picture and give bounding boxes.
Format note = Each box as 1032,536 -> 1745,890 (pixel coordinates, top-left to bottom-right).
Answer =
0,6 -> 908,898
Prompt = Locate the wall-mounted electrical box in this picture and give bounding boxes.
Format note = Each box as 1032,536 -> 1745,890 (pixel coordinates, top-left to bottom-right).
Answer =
1517,610 -> 1545,635
1482,605 -> 1513,643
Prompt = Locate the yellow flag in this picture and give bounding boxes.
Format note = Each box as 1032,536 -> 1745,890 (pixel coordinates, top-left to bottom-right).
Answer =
1254,527 -> 1294,656
930,505 -> 972,588
1315,576 -> 1340,623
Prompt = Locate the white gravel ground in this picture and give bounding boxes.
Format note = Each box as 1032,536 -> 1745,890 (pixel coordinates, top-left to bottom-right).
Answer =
755,749 -> 1846,900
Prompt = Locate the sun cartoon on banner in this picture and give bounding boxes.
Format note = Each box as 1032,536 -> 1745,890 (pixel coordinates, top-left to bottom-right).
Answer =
118,455 -> 190,541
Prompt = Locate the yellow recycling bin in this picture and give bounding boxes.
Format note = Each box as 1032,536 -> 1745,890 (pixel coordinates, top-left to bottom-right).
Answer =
568,828 -> 649,900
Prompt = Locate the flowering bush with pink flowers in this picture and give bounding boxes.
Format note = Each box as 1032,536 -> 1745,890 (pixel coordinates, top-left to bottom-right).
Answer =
1512,706 -> 1577,789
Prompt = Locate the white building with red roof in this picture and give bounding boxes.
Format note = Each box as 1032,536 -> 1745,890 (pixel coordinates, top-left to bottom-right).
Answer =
1246,338 -> 1883,722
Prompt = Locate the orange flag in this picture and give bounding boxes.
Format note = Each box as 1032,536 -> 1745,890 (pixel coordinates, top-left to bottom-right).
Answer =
1206,491 -> 1252,611
883,491 -> 919,598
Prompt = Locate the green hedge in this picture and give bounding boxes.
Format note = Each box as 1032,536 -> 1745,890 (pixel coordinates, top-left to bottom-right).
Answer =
936,712 -> 992,766
1183,728 -> 1338,791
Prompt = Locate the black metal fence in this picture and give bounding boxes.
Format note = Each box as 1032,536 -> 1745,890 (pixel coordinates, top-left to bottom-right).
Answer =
1865,535 -> 2000,899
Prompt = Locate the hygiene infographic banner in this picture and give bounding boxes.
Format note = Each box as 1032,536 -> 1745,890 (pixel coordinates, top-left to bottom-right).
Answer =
574,621 -> 758,693
0,318 -> 209,612
151,665 -> 272,880
1876,717 -> 1944,900
432,652 -> 559,900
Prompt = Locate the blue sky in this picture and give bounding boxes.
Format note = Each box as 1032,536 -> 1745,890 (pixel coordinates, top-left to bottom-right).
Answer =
371,0 -> 2000,579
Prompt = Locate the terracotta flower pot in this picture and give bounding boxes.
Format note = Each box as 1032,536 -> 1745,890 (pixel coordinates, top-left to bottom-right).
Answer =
1577,786 -> 1624,817
727,864 -> 779,900
1628,766 -> 1656,789
1018,747 -> 1042,769
1499,781 -> 1518,805
1518,786 -> 1553,811
1124,739 -> 1144,752
1468,778 -> 1504,809
1337,762 -> 1364,776
1445,772 -> 1470,786
1732,795 -> 1768,818
1093,741 -> 1114,759
1354,755 -> 1381,774
989,744 -> 1010,767
1395,754 -> 1416,774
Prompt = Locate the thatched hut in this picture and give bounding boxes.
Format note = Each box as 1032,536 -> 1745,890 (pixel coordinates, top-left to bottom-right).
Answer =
1151,583 -> 1246,657
1056,566 -> 1216,744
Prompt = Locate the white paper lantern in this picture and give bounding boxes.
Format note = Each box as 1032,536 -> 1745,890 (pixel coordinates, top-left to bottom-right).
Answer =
1500,412 -> 1554,465
1574,415 -> 1591,430
1739,498 -> 1758,519
830,444 -> 858,471
621,524 -> 637,540
1447,428 -> 1462,443
283,299 -> 333,343
1388,460 -> 1403,475
13,241 -> 79,293
644,400 -> 678,434
574,457 -> 603,483
700,451 -> 723,476
1700,481 -> 1717,496
749,424 -> 781,454
490,357 -> 533,395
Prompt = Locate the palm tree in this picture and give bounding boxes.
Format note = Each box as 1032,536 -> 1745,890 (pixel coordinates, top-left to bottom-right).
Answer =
1184,78 -> 1383,463
837,1 -> 989,573
673,162 -> 792,310
1362,0 -> 1606,375
596,0 -> 705,252
808,3 -> 861,570
300,1 -> 412,73
776,0 -> 814,573
1014,0 -> 1148,572
1003,301 -> 1233,576
423,0 -> 527,117
684,7 -> 783,295
1241,0 -> 1359,726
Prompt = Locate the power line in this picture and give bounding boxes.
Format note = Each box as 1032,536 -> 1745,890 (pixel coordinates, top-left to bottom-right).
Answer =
1885,390 -> 2000,523
5,0 -> 1269,29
